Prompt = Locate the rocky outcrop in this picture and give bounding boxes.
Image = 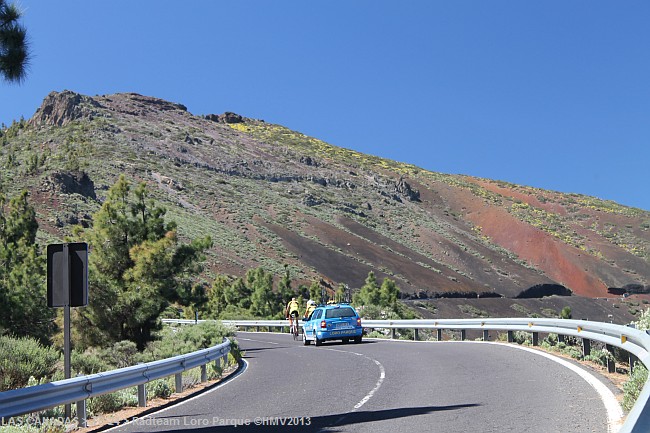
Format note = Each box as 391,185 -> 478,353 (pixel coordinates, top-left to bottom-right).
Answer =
29,90 -> 102,126
300,156 -> 318,166
42,171 -> 96,199
302,193 -> 323,207
124,93 -> 187,112
205,112 -> 244,124
394,176 -> 421,202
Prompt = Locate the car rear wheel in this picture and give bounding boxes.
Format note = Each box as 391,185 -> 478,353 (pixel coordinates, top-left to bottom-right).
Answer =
302,330 -> 310,345
315,336 -> 322,346
342,338 -> 349,344
354,336 -> 362,344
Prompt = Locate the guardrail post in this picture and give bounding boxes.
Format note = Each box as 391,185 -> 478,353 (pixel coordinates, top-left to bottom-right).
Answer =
531,332 -> 539,346
201,364 -> 207,383
606,344 -> 616,373
222,354 -> 228,370
391,328 -> 396,339
482,330 -> 489,341
175,373 -> 183,394
138,383 -> 147,407
558,334 -> 565,344
256,326 -> 260,332
437,329 -> 442,341
507,330 -> 514,343
629,354 -> 639,375
460,330 -> 466,341
77,400 -> 87,428
582,338 -> 591,357
414,329 -> 419,341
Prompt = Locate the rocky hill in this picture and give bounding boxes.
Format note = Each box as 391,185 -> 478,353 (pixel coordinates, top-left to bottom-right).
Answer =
2,90 -> 649,322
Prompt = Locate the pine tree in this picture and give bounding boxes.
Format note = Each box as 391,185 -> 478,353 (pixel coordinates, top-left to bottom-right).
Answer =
276,264 -> 295,312
308,280 -> 321,303
206,275 -> 229,318
0,190 -> 54,343
248,267 -> 275,317
75,176 -> 211,350
0,0 -> 29,83
379,278 -> 399,308
354,271 -> 381,306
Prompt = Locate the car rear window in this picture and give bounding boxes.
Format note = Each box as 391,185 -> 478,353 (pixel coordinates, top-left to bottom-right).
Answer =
325,307 -> 356,319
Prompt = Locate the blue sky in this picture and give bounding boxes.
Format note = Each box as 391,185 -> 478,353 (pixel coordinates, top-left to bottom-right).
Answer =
2,1 -> 649,210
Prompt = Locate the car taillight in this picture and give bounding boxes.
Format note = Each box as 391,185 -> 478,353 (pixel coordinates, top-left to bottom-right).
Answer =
320,320 -> 327,329
357,318 -> 361,326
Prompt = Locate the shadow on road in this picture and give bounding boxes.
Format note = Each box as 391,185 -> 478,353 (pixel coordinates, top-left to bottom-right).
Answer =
143,404 -> 481,432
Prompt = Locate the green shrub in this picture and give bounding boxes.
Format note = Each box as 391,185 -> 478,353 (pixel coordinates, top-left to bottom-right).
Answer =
0,336 -> 60,391
635,307 -> 650,330
623,364 -> 648,412
71,348 -> 111,375
511,331 -> 531,345
87,389 -> 137,415
102,340 -> 139,368
138,321 -> 237,363
584,349 -> 614,367
560,306 -> 572,319
147,379 -> 172,399
0,421 -> 65,433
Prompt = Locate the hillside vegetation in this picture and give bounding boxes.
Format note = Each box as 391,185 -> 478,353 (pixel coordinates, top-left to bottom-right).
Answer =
1,90 -> 649,325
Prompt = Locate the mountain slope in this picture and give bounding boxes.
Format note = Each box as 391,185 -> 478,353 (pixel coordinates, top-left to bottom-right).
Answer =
2,90 -> 648,304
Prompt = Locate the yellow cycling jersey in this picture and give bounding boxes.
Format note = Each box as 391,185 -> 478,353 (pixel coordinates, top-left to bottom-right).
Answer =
304,305 -> 316,318
287,300 -> 299,314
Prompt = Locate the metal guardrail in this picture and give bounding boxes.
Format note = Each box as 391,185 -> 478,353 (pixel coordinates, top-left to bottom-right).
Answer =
163,317 -> 650,433
0,337 -> 231,427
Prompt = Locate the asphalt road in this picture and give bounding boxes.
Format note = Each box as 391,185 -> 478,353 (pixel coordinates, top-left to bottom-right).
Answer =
106,332 -> 620,433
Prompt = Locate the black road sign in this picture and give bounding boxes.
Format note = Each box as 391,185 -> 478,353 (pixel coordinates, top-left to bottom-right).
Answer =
47,242 -> 88,307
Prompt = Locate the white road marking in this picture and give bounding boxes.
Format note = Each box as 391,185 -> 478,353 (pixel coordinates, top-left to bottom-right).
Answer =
325,348 -> 386,412
488,342 -> 624,433
365,338 -> 624,433
237,337 -> 279,345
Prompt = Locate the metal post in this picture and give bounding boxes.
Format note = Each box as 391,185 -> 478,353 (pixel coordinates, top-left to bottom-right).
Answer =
532,332 -> 539,346
507,330 -> 514,343
201,364 -> 207,383
76,400 -> 87,428
413,329 -> 419,341
460,330 -> 466,341
482,330 -> 489,341
558,334 -> 565,344
630,354 -> 639,375
437,329 -> 442,341
175,373 -> 183,393
582,338 -> 591,357
391,328 -> 396,339
138,384 -> 147,407
606,344 -> 616,373
63,244 -> 71,420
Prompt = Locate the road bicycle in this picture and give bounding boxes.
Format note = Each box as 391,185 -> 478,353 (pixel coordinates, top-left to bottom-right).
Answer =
289,312 -> 300,340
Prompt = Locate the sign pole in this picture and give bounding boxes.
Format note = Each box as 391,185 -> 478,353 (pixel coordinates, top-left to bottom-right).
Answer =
63,244 -> 71,420
46,241 -> 88,421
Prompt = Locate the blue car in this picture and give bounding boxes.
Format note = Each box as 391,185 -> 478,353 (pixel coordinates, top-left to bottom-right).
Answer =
302,303 -> 363,346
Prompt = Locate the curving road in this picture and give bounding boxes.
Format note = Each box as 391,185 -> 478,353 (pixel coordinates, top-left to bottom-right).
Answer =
107,332 -> 621,433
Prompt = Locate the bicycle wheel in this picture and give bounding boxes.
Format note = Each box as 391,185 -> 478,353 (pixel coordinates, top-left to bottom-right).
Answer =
293,317 -> 299,340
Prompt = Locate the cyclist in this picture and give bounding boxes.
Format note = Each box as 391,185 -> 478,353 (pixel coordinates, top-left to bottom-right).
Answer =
285,297 -> 300,333
304,299 -> 316,320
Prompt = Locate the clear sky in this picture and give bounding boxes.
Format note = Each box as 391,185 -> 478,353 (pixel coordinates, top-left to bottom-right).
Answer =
2,1 -> 649,211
